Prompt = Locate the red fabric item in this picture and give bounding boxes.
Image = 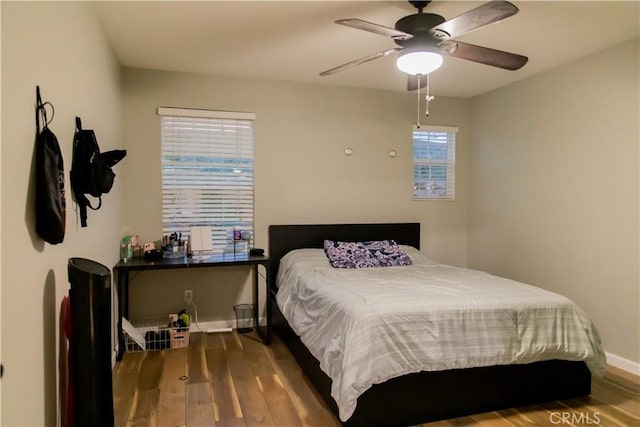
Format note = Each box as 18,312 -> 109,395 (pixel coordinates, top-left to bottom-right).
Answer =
59,296 -> 73,427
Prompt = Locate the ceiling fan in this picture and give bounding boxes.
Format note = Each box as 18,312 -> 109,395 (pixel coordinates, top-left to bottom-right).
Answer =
319,0 -> 529,91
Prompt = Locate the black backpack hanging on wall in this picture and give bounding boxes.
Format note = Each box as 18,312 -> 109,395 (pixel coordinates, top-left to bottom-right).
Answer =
70,117 -> 126,227
35,86 -> 66,244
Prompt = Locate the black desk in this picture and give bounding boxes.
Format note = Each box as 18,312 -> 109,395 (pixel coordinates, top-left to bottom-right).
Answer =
113,253 -> 270,361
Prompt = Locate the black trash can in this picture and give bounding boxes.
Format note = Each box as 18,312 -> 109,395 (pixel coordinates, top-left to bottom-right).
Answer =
233,304 -> 254,333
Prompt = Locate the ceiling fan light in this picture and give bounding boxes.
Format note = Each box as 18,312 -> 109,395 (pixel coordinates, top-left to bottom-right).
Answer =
396,50 -> 443,75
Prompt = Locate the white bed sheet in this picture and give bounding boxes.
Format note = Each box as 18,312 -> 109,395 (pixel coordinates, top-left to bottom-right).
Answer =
275,246 -> 606,421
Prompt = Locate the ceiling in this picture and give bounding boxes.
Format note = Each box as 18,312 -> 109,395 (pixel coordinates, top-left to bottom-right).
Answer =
95,1 -> 639,98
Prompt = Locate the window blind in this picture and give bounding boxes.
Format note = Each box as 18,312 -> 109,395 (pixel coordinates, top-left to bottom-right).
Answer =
412,125 -> 457,200
159,108 -> 255,254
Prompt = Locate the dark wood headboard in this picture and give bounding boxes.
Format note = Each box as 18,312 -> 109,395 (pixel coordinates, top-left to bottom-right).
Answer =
267,222 -> 420,291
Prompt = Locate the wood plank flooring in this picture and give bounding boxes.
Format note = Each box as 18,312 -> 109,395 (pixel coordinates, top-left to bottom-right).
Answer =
113,331 -> 639,427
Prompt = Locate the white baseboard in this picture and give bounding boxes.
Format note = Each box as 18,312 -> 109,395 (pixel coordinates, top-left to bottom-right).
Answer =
189,317 -> 266,334
605,351 -> 640,377
190,319 -> 232,333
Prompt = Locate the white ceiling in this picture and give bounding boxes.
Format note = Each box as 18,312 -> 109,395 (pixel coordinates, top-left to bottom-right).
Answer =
95,1 -> 639,98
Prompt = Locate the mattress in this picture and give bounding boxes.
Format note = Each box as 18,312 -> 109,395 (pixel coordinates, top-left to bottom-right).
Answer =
275,246 -> 606,421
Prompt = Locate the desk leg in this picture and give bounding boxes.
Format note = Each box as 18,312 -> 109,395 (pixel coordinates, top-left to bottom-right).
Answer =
115,268 -> 128,362
254,264 -> 270,345
264,264 -> 270,344
253,264 -> 259,335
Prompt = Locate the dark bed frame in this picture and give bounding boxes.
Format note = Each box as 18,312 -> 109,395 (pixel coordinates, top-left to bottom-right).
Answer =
268,223 -> 591,426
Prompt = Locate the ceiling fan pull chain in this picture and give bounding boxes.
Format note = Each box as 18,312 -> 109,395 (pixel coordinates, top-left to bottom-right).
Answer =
416,75 -> 422,128
425,73 -> 435,117
425,73 -> 430,117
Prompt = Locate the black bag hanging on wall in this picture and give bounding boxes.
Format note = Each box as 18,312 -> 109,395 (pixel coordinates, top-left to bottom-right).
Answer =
70,117 -> 126,227
35,86 -> 66,244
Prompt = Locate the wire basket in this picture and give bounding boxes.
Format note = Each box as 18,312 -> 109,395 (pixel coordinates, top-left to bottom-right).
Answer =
124,316 -> 190,352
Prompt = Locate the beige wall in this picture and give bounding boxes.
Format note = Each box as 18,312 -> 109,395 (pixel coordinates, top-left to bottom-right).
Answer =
121,68 -> 470,322
468,38 -> 639,364
1,2 -> 123,426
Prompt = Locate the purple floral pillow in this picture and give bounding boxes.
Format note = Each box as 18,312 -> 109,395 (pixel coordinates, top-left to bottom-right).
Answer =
323,239 -> 413,269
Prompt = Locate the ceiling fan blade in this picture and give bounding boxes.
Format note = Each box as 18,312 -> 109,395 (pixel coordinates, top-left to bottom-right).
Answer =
441,40 -> 528,70
336,18 -> 413,40
431,1 -> 519,40
407,74 -> 428,92
319,48 -> 402,76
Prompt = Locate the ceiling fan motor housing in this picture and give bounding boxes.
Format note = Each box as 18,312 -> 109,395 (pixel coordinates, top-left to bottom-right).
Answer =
394,13 -> 447,48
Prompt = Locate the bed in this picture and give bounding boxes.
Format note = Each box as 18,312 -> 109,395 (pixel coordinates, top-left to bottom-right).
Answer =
268,223 -> 604,426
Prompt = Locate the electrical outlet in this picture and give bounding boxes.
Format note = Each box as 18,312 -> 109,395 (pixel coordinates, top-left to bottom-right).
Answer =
184,290 -> 193,304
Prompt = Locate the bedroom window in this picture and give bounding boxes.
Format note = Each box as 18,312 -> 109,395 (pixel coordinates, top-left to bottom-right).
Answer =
158,107 -> 255,254
412,125 -> 457,200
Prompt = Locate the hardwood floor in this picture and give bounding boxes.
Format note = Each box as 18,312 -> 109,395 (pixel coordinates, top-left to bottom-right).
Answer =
113,331 -> 639,427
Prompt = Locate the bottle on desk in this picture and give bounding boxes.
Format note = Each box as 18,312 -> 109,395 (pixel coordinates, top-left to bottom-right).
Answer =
120,236 -> 132,262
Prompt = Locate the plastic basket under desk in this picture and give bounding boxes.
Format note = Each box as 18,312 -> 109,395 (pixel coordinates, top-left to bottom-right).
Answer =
124,316 -> 189,352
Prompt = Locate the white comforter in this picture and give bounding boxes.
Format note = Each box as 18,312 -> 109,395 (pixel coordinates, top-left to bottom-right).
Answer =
275,247 -> 606,422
